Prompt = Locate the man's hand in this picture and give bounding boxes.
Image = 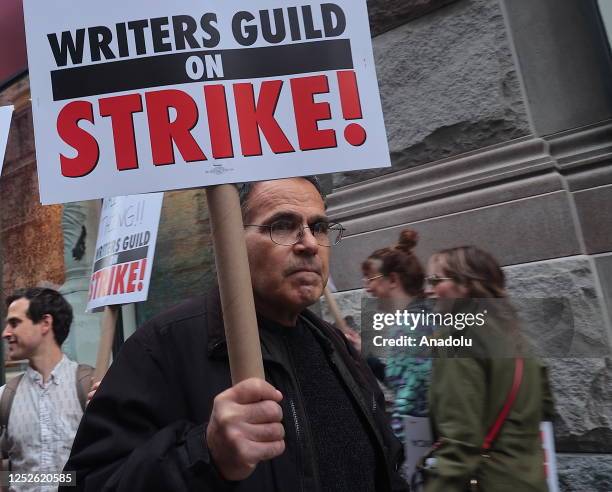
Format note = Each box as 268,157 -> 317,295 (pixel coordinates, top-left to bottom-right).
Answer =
206,378 -> 285,481
344,329 -> 362,353
87,381 -> 101,405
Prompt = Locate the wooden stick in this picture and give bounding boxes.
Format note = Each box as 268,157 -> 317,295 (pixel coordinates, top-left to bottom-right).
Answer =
121,303 -> 137,340
206,184 -> 264,384
93,305 -> 119,382
323,286 -> 351,334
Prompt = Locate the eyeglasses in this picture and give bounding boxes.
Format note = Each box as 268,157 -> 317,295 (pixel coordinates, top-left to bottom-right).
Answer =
245,220 -> 345,247
425,274 -> 453,286
363,274 -> 384,284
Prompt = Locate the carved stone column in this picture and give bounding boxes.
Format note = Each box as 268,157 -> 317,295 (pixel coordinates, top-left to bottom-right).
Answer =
60,201 -> 102,366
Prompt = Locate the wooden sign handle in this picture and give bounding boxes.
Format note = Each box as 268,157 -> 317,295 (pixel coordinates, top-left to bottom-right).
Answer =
206,184 -> 265,384
93,305 -> 118,382
323,286 -> 351,334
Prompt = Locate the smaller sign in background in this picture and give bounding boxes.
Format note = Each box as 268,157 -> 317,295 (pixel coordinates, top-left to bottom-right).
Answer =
87,193 -> 163,312
0,105 -> 13,176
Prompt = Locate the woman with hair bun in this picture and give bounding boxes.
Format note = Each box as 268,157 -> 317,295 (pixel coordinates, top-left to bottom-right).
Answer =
421,245 -> 554,492
361,229 -> 433,445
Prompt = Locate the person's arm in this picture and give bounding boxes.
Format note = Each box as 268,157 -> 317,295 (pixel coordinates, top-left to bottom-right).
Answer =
425,357 -> 487,492
62,332 -> 285,492
85,381 -> 100,406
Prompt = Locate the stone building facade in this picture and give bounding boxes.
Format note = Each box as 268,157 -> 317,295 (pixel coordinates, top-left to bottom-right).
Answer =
322,1 -> 612,490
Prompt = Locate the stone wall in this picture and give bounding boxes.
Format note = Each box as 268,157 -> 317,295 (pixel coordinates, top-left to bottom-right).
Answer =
324,0 -> 612,490
335,0 -> 530,188
367,0 -> 460,35
0,76 -> 64,310
136,189 -> 216,324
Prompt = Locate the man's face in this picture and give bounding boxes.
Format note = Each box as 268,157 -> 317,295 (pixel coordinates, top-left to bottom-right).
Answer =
244,179 -> 330,324
3,298 -> 48,360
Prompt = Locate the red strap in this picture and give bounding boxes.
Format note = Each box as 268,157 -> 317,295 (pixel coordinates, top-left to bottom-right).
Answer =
482,358 -> 524,451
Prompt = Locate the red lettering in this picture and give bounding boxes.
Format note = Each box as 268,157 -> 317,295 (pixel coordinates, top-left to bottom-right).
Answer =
137,259 -> 147,291
145,89 -> 206,165
88,271 -> 97,301
57,101 -> 99,177
99,269 -> 110,299
234,81 -> 294,157
113,264 -> 128,294
95,270 -> 104,299
290,75 -> 336,151
337,70 -> 367,146
92,270 -> 100,299
126,261 -> 139,293
204,85 -> 234,159
105,265 -> 117,297
99,94 -> 143,171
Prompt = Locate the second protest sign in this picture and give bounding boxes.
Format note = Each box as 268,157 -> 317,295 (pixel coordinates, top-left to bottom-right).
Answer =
87,193 -> 163,312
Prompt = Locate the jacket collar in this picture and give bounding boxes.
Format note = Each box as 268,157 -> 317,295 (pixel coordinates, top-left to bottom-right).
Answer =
204,286 -> 334,360
205,286 -> 227,357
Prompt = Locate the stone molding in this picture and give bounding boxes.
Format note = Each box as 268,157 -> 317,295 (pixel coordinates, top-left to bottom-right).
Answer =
328,135 -> 561,235
546,119 -> 612,191
328,120 -> 612,234
326,121 -> 612,291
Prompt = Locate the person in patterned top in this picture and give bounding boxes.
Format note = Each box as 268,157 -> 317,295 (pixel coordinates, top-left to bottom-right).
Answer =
361,230 -> 433,444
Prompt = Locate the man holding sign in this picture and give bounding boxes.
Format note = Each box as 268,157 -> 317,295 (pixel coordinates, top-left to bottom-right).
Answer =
63,177 -> 407,491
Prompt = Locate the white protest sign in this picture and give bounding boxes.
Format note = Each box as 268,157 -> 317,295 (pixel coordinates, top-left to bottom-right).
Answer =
23,0 -> 390,204
0,106 -> 14,176
540,421 -> 560,492
87,193 -> 163,312
403,416 -> 433,481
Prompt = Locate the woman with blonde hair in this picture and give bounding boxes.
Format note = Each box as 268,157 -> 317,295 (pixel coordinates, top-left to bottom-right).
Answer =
421,245 -> 554,492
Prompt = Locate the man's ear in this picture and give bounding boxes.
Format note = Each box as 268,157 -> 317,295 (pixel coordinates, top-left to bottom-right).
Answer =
39,314 -> 53,336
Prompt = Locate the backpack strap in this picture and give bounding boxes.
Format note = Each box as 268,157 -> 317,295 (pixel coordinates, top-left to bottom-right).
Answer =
0,375 -> 24,460
0,375 -> 23,433
75,364 -> 95,412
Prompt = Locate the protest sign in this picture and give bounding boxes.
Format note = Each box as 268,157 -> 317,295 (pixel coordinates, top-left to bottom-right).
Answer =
87,193 -> 163,312
403,416 -> 433,482
541,421 -> 560,492
23,0 -> 390,204
0,105 -> 13,176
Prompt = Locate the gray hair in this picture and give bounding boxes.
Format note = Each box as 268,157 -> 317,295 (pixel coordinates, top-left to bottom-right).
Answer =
236,176 -> 325,218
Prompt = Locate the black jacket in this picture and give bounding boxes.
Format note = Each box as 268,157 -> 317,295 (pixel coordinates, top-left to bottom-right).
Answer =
62,290 -> 408,491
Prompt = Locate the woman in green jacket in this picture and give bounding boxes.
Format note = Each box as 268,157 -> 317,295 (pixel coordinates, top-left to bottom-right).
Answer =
423,245 -> 554,492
